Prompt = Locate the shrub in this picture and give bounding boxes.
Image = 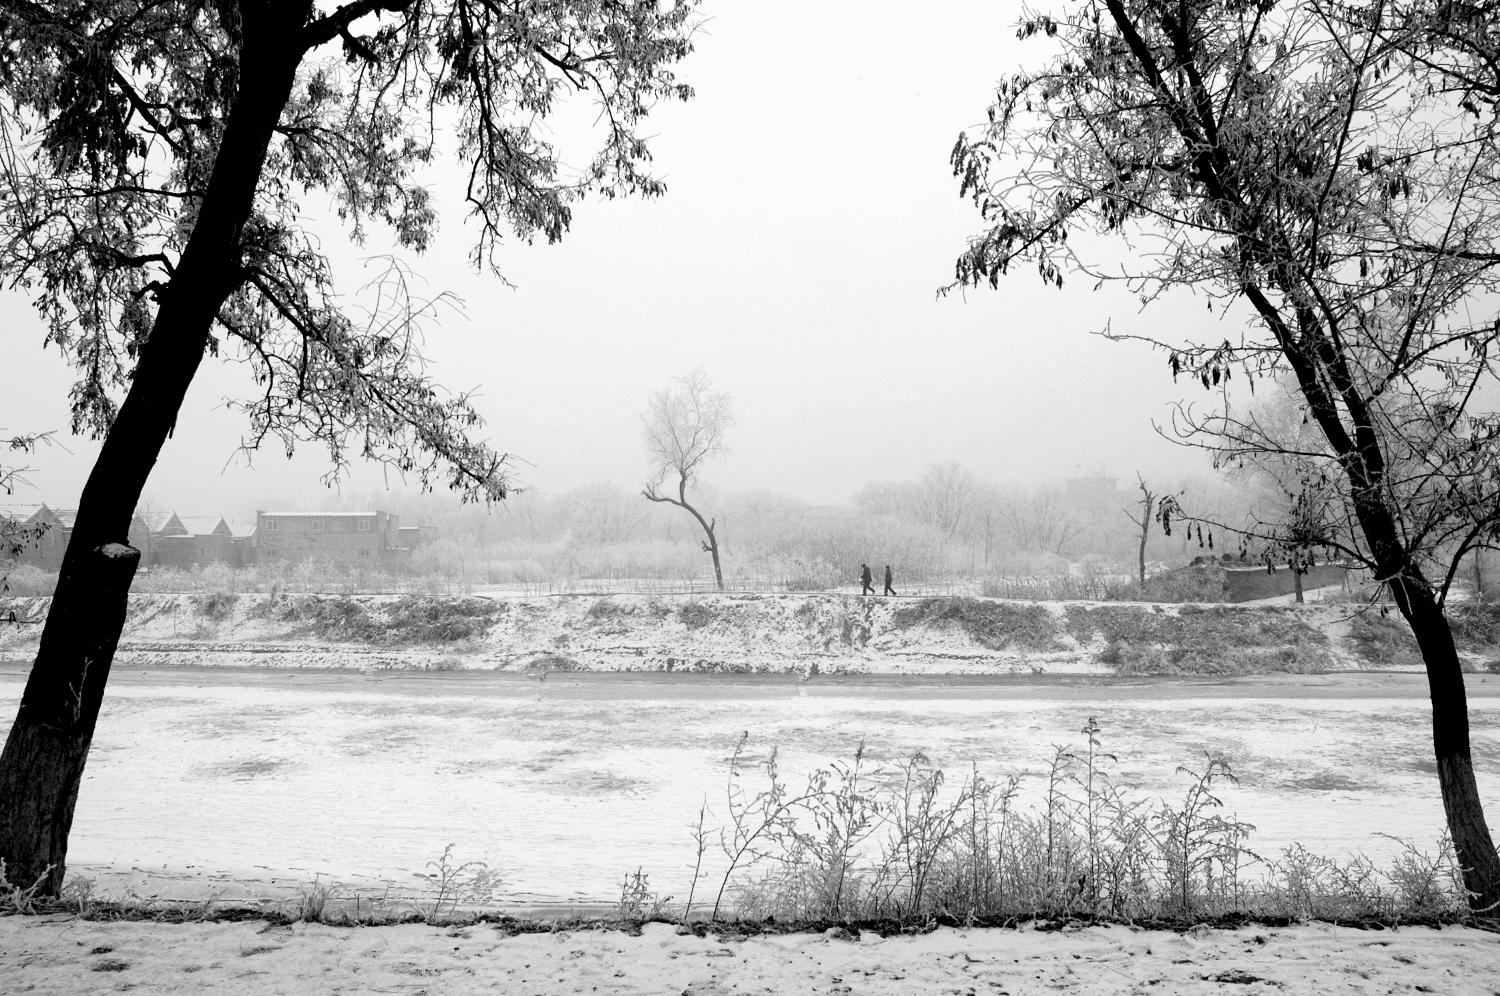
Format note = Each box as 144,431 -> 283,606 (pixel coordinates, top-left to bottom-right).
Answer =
278,595 -> 378,639
415,844 -> 499,924
678,601 -> 713,630
684,724 -> 1466,925
1068,605 -> 1332,675
1347,610 -> 1423,668
385,595 -> 499,644
191,590 -> 237,621
0,564 -> 56,596
781,557 -> 841,592
1448,603 -> 1500,649
892,596 -> 1062,652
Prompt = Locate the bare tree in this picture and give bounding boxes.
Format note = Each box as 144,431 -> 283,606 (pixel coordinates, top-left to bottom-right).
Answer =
950,0 -> 1500,907
1122,475 -> 1182,592
917,462 -> 980,543
565,483 -> 646,546
852,480 -> 922,520
642,370 -> 732,590
995,484 -> 1081,557
1211,379 -> 1352,604
1124,477 -> 1157,594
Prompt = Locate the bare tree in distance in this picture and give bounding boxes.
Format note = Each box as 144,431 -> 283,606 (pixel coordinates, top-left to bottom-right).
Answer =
0,0 -> 699,895
642,370 -> 732,590
855,463 -> 981,546
1209,379 -> 1352,604
949,0 -> 1500,907
993,484 -> 1081,558
567,482 -> 647,546
1122,475 -> 1183,593
918,462 -> 980,543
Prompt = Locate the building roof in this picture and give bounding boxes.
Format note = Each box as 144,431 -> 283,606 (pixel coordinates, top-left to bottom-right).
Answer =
173,515 -> 231,537
142,512 -> 181,534
225,521 -> 257,539
31,505 -> 77,528
0,503 -> 45,523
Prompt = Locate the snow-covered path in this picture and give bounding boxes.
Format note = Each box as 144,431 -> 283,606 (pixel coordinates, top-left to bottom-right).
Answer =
4,916 -> 1499,995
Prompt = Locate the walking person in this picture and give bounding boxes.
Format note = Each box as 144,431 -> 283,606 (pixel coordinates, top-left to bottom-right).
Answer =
883,565 -> 896,596
859,563 -> 874,596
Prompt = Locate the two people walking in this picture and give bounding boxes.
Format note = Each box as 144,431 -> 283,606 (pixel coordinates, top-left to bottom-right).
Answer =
860,563 -> 896,596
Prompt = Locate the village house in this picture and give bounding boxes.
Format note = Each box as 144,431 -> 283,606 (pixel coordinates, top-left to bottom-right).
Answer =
0,504 -> 85,569
397,524 -> 436,549
148,513 -> 234,569
0,504 -> 61,568
5,504 -> 428,571
253,510 -> 409,567
3,505 -> 242,570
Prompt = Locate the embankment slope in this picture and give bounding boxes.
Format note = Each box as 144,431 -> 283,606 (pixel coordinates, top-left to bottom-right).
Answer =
2,591 -> 1494,675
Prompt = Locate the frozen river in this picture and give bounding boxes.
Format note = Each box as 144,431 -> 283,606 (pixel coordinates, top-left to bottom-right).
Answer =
2,664 -> 1498,911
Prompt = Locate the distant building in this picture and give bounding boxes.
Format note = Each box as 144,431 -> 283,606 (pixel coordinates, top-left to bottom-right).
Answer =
5,504 -> 425,572
150,513 -> 234,569
226,521 -> 257,567
0,504 -> 73,569
1,504 -> 57,567
3,505 -> 249,570
1064,474 -> 1120,503
397,524 -> 437,549
254,511 -> 408,567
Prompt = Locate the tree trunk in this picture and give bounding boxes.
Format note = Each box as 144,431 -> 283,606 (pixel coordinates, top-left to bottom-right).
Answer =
1137,523 -> 1148,593
1131,480 -> 1154,594
0,544 -> 139,892
679,497 -> 724,591
1293,568 -> 1304,604
0,12 -> 308,895
1391,577 -> 1500,912
708,529 -> 724,591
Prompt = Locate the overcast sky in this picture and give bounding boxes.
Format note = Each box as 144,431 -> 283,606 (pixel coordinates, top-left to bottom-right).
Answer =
0,1 -> 1229,522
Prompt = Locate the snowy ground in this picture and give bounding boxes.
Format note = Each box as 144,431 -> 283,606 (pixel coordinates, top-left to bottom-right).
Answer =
2,664 -> 1496,909
4,916 -> 1500,995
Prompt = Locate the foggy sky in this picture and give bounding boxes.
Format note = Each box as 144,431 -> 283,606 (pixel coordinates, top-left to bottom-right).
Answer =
0,2 -> 1230,523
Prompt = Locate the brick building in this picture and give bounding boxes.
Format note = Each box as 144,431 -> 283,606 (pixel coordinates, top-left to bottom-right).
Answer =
253,511 -> 408,567
0,504 -> 78,569
149,513 -> 234,569
7,504 -> 423,571
397,524 -> 437,549
0,504 -> 61,568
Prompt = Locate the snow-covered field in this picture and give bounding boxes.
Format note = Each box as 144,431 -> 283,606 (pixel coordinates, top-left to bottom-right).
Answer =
4,916 -> 1500,995
2,664 -> 1495,910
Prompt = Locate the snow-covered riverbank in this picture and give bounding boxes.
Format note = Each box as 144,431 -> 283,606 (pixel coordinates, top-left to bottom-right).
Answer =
0,590 -> 1456,675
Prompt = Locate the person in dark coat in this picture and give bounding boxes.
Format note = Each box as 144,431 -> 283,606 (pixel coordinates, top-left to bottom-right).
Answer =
859,563 -> 874,595
883,565 -> 896,596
